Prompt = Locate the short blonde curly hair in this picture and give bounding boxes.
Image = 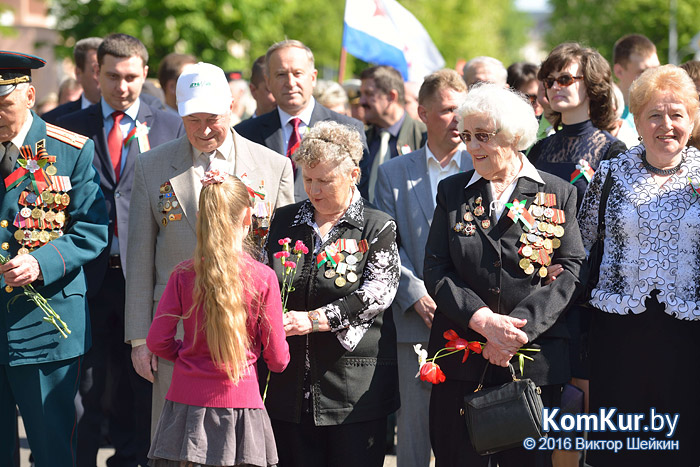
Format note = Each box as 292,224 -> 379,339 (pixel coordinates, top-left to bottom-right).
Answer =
630,64 -> 699,128
294,121 -> 363,180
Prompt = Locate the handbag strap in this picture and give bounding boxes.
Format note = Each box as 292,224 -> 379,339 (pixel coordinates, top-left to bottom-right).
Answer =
595,168 -> 614,244
474,362 -> 518,392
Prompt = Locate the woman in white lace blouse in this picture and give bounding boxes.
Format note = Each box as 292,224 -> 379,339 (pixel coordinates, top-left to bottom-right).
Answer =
578,65 -> 700,467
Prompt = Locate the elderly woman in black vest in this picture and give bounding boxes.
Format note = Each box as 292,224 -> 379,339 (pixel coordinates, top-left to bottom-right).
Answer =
264,121 -> 399,467
424,83 -> 586,466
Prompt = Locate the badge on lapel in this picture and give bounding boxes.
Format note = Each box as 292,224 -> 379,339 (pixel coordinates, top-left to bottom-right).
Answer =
158,181 -> 182,226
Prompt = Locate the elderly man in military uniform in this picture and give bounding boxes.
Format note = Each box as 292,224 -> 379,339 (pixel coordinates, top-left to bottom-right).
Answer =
0,51 -> 108,467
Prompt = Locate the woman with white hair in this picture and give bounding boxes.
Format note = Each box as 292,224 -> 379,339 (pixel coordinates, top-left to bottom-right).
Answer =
423,83 -> 586,466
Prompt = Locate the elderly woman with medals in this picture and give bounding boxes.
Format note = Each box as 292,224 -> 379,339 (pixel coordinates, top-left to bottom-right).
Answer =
578,65 -> 700,467
264,121 -> 400,467
423,83 -> 586,467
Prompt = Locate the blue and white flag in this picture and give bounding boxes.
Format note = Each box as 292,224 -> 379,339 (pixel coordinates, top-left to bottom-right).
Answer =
343,0 -> 445,82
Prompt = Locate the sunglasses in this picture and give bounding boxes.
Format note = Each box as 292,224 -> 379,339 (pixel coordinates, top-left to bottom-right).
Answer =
459,130 -> 499,144
525,94 -> 537,105
543,74 -> 584,89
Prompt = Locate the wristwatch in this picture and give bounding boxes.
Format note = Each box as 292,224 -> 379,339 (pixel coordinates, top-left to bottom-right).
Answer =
308,310 -> 320,333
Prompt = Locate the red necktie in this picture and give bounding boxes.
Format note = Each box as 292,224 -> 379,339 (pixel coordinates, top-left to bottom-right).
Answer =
108,111 -> 125,182
285,117 -> 301,171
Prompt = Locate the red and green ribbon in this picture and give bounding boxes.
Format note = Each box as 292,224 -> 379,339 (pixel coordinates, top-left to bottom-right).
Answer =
4,145 -> 51,195
689,176 -> 700,198
570,159 -> 595,183
505,198 -> 535,230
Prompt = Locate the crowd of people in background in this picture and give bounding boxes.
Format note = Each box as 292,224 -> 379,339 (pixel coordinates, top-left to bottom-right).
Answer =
2,26 -> 700,467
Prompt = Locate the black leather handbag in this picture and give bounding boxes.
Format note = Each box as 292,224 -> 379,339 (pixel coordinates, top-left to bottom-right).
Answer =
463,363 -> 545,455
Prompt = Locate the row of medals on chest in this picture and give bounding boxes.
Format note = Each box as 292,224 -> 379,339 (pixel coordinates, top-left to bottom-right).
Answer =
319,240 -> 369,288
12,189 -> 70,254
521,194 -> 565,277
158,182 -> 182,226
453,195 -> 565,277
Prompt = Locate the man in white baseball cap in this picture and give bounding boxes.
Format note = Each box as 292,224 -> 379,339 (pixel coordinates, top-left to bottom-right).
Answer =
124,61 -> 293,431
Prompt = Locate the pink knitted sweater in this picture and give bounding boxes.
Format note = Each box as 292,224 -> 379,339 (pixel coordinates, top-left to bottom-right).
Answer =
146,255 -> 289,408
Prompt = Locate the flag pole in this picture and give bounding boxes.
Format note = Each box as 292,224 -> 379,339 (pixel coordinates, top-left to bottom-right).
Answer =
338,0 -> 348,82
338,47 -> 347,83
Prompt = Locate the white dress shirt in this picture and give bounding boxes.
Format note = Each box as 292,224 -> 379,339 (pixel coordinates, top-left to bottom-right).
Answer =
426,144 -> 463,209
277,98 -> 316,154
465,153 -> 545,219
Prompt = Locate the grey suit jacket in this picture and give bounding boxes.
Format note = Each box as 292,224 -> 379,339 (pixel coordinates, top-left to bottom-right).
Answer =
360,114 -> 427,199
374,146 -> 472,343
124,130 -> 294,342
234,102 -> 368,202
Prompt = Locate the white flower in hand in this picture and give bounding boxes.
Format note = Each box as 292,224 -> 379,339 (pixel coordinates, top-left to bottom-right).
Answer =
414,343 -> 428,378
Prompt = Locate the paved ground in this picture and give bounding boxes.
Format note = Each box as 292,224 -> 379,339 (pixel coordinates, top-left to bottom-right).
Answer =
18,415 -> 433,467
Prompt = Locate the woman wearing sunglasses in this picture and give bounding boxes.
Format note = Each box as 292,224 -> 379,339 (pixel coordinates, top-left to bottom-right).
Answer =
527,45 -> 627,467
424,83 -> 585,466
529,42 -> 627,208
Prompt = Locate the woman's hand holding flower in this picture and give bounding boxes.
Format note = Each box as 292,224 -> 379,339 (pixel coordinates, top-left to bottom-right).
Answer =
469,307 -> 528,367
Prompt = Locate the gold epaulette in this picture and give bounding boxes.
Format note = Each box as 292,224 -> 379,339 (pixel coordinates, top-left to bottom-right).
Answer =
45,123 -> 89,149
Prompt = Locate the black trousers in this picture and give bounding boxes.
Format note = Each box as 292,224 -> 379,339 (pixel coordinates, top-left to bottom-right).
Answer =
77,267 -> 152,467
429,377 -> 561,467
588,292 -> 700,467
272,413 -> 387,467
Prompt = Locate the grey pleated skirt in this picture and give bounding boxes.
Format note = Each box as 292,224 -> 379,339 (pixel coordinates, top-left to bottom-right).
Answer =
148,400 -> 278,467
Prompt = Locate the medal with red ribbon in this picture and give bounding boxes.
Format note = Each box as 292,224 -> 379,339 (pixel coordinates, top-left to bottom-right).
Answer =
316,239 -> 368,268
505,198 -> 535,230
4,144 -> 53,195
570,159 -> 595,184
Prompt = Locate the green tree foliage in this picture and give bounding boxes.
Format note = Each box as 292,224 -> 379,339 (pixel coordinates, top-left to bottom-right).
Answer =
51,0 -> 530,80
402,0 -> 530,69
546,0 -> 700,64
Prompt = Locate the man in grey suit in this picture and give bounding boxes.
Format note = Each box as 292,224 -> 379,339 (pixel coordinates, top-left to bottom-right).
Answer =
56,33 -> 185,467
374,69 -> 471,467
125,62 -> 294,430
235,39 -> 368,202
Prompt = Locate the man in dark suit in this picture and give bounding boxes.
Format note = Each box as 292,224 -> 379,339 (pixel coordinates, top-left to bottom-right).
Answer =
248,55 -> 276,118
235,39 -> 367,202
359,65 -> 427,202
57,33 -> 184,467
0,51 -> 109,467
374,69 -> 470,467
42,37 -> 102,124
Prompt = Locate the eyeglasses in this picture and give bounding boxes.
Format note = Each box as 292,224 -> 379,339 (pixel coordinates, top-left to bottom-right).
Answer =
543,74 -> 584,89
525,94 -> 537,105
459,130 -> 499,144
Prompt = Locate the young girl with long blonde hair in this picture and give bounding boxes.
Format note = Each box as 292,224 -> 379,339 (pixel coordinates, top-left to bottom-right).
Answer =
146,170 -> 289,467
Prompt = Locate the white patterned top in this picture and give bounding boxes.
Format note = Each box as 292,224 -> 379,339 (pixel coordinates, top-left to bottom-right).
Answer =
578,144 -> 700,320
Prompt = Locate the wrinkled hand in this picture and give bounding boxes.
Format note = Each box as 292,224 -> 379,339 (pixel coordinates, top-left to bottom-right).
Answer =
470,308 -> 528,367
543,264 -> 564,285
412,295 -> 436,329
131,344 -> 157,382
283,311 -> 313,336
0,254 -> 42,287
